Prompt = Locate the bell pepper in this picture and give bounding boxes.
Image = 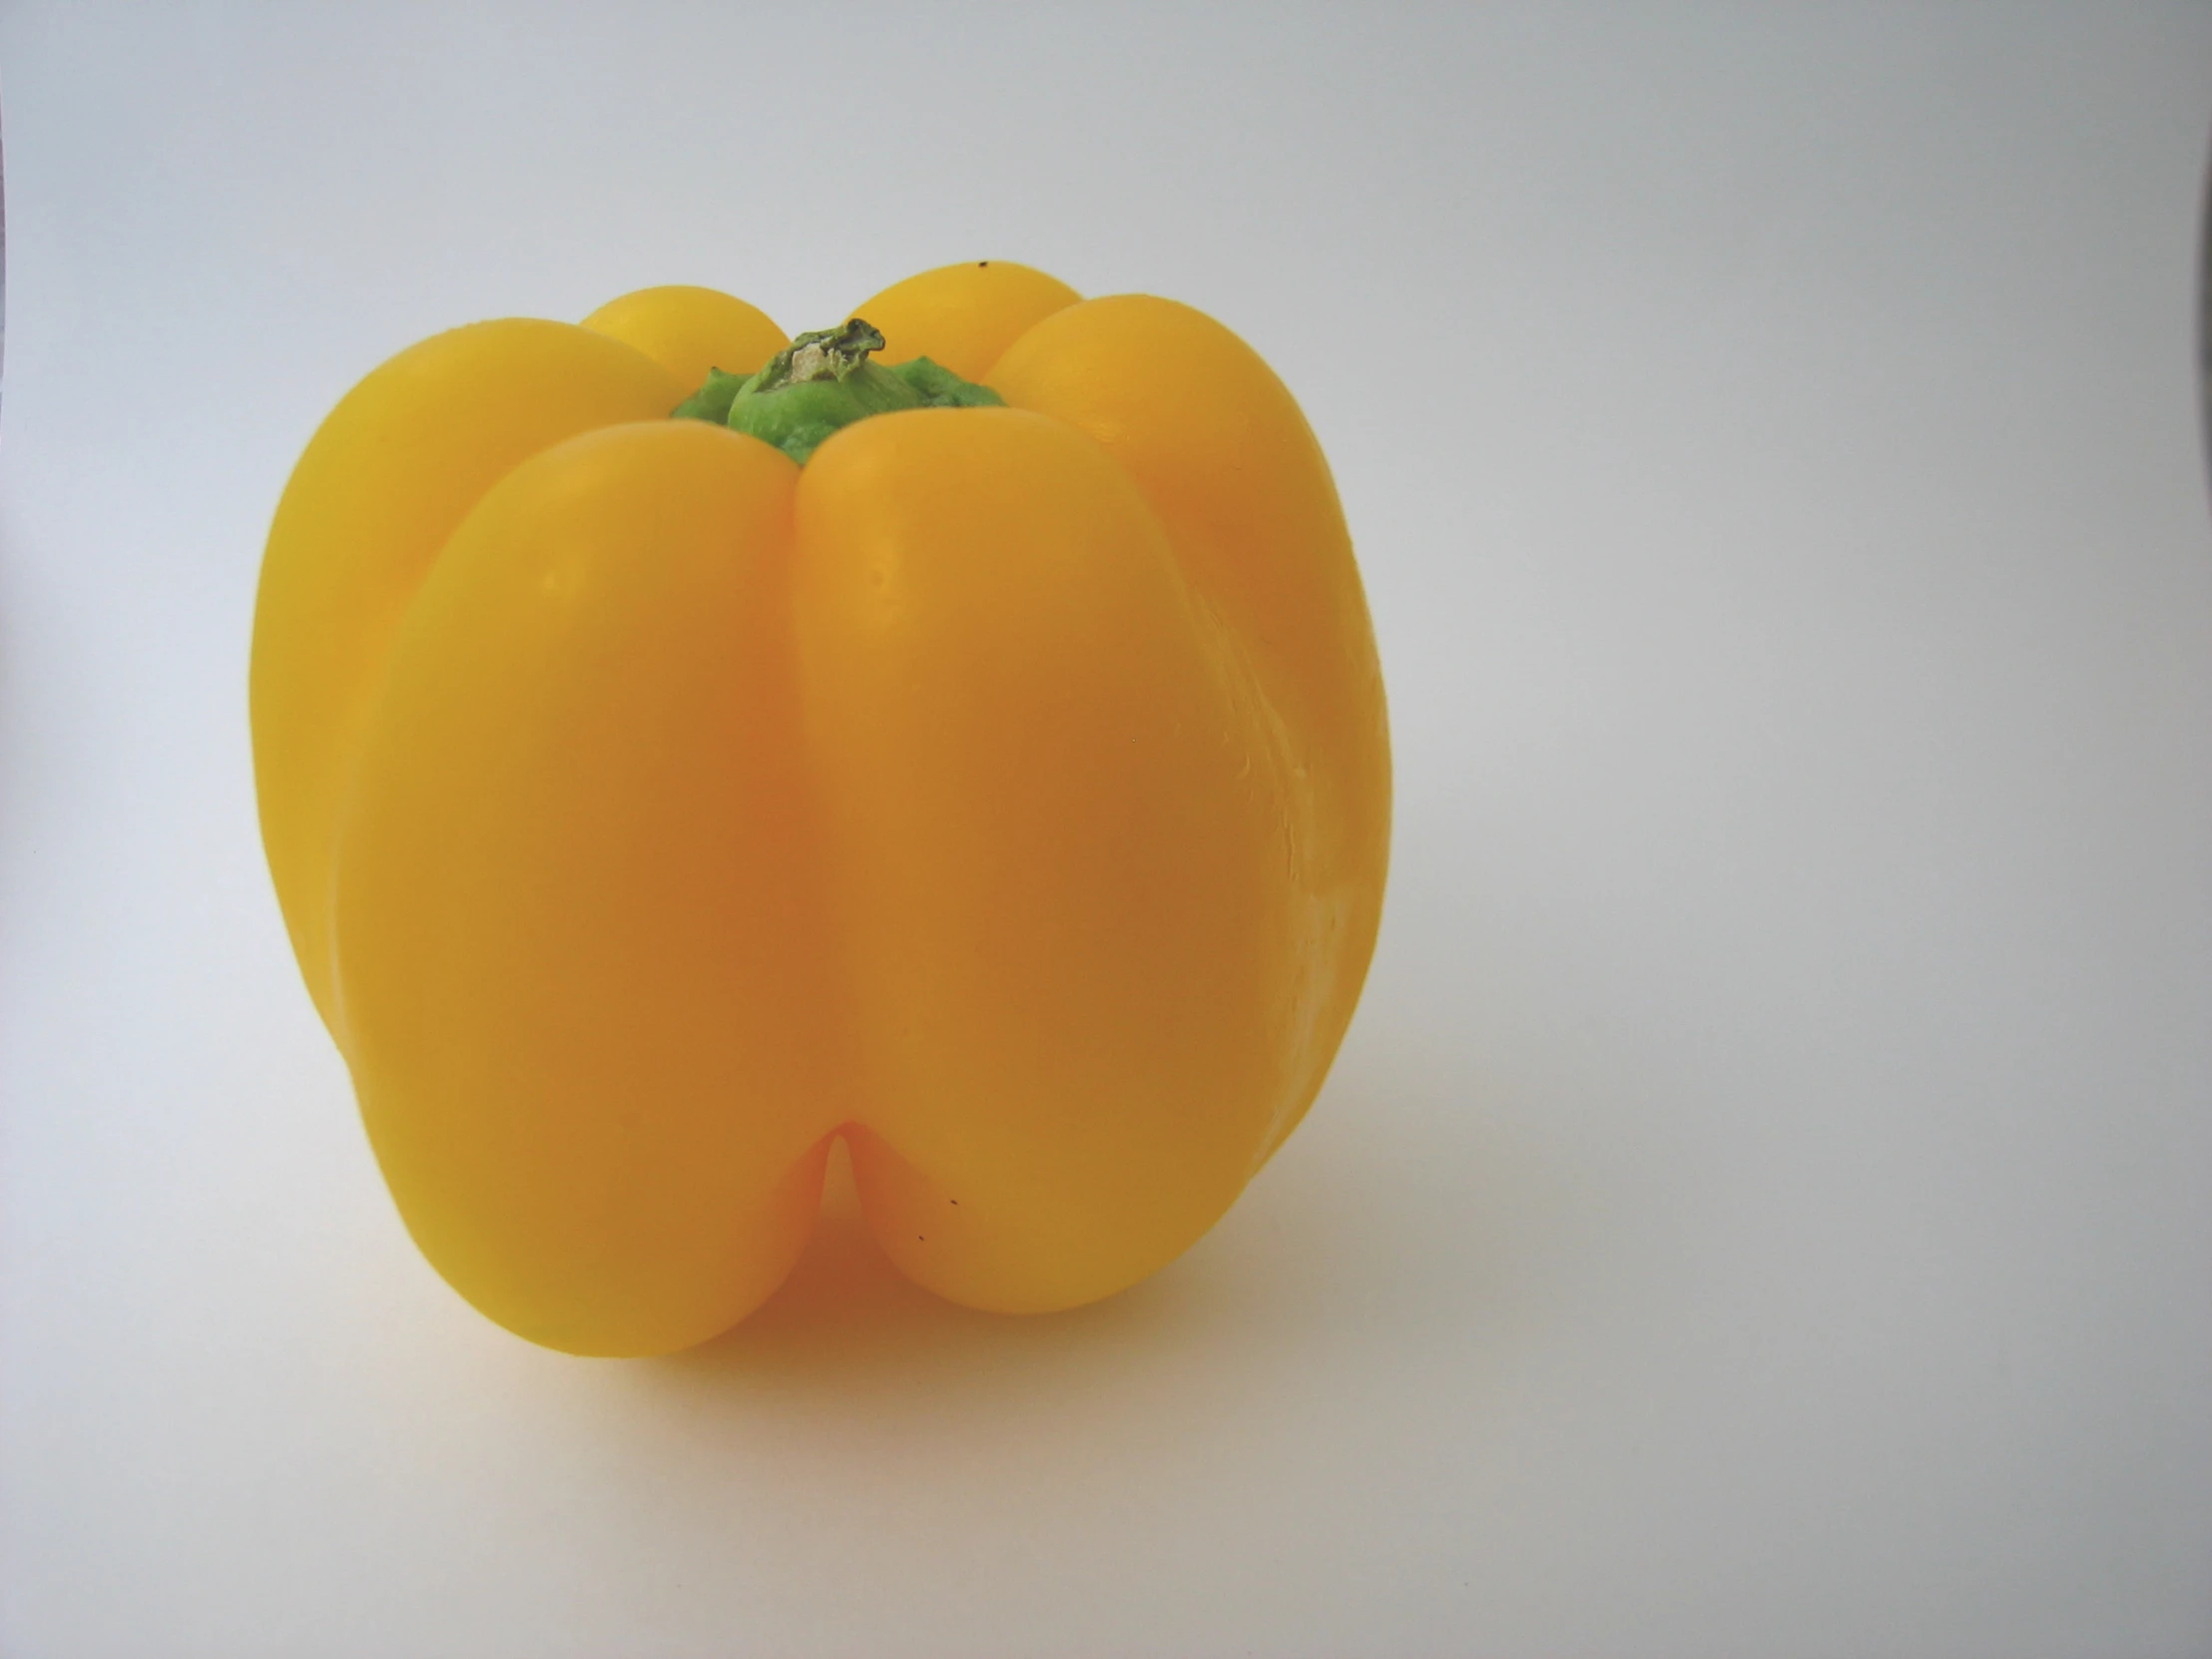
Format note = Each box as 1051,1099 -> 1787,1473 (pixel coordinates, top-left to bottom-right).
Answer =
250,261 -> 1389,1357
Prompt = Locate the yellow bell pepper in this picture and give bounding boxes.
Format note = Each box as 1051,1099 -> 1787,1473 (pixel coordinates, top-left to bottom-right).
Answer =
250,261 -> 1389,1357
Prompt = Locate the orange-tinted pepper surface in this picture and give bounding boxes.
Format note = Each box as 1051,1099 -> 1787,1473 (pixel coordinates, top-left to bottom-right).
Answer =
250,262 -> 1389,1356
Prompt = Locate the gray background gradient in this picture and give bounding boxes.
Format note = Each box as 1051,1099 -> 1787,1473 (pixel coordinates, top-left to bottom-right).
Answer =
3,5 -> 2210,1656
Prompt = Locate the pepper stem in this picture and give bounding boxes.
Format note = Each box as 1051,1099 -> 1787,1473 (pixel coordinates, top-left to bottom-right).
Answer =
754,318 -> 887,392
672,315 -> 1003,464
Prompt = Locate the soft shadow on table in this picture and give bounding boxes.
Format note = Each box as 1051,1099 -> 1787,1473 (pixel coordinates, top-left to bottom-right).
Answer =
641,1053 -> 1624,1412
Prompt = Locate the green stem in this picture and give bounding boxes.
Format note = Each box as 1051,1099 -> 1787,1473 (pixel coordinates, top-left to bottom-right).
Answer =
753,318 -> 887,391
672,315 -> 1002,463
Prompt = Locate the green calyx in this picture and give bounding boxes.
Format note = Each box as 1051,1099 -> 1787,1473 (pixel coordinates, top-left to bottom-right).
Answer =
673,316 -> 1002,463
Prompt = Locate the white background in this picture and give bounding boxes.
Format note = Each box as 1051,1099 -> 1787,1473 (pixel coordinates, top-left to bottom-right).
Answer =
4,5 -> 2211,1656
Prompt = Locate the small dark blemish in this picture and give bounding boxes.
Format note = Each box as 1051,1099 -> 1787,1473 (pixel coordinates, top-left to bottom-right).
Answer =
949,1198 -> 959,1206
979,261 -> 989,268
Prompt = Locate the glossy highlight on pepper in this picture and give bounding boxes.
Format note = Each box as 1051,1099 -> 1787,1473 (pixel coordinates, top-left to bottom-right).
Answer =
250,261 -> 1390,1356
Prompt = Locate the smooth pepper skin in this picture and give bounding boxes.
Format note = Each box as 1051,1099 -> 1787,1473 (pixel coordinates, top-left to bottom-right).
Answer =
250,262 -> 1390,1356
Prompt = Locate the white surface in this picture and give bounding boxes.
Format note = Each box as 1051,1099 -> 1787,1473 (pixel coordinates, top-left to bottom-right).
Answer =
5,5 -> 2212,1656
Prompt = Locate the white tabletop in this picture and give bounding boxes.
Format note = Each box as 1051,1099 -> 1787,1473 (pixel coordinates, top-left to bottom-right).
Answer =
4,6 -> 2210,1655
